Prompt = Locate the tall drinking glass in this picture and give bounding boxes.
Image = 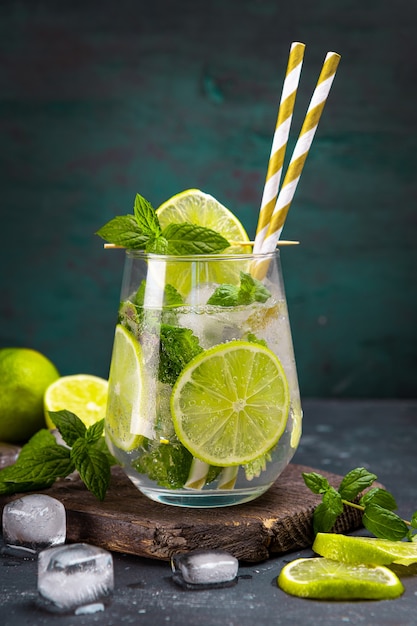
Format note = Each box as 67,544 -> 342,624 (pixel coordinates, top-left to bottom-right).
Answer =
105,250 -> 302,507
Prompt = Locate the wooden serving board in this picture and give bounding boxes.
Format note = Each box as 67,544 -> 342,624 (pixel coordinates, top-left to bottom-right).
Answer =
0,464 -> 364,563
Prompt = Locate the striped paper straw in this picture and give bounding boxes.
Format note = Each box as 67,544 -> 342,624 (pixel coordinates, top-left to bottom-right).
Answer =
259,51 -> 341,254
253,42 -> 305,253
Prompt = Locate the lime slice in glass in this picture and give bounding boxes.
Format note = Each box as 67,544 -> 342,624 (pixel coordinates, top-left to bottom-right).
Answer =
105,324 -> 154,451
277,557 -> 404,600
313,532 -> 417,567
44,374 -> 108,429
170,340 -> 290,466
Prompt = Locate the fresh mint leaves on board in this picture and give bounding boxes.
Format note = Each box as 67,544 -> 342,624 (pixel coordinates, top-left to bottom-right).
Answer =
96,193 -> 230,254
0,412 -> 117,501
303,467 -> 417,541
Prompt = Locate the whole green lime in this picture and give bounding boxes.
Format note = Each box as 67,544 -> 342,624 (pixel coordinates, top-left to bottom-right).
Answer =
0,347 -> 60,443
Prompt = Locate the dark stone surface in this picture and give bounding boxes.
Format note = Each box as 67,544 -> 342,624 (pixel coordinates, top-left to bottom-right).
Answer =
0,399 -> 416,625
1,0 -> 417,397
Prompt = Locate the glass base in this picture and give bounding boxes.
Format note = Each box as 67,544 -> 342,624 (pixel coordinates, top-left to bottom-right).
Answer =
138,484 -> 272,508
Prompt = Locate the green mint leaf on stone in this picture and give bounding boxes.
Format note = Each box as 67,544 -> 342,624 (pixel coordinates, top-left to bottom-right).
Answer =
359,487 -> 397,511
363,503 -> 409,540
338,467 -> 377,500
71,438 -> 111,501
163,223 -> 230,254
49,409 -> 87,446
207,284 -> 239,306
237,272 -> 271,304
302,471 -> 331,495
133,193 -> 161,236
96,215 -> 150,249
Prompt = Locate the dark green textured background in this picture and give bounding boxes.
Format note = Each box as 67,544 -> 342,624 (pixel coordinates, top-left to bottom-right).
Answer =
1,0 -> 416,397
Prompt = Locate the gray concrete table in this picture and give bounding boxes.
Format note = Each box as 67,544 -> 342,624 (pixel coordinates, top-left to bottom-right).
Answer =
1,399 -> 416,626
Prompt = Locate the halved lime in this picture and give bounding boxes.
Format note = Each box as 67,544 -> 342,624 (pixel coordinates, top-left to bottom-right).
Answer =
105,324 -> 154,451
44,374 -> 108,429
277,557 -> 404,600
313,532 -> 417,567
170,340 -> 290,466
155,189 -> 252,297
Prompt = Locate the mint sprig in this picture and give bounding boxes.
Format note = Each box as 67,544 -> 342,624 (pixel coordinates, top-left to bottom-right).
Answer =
0,411 -> 118,501
303,467 -> 417,541
96,193 -> 230,254
207,271 -> 271,306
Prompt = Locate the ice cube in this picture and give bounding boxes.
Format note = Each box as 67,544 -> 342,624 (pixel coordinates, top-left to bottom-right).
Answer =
37,543 -> 114,613
171,550 -> 239,589
2,494 -> 66,557
0,442 -> 20,468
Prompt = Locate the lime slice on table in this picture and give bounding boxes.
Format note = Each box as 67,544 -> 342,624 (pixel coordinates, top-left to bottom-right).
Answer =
277,557 -> 404,600
170,340 -> 290,466
44,374 -> 108,429
155,189 -> 252,297
313,532 -> 417,566
105,324 -> 154,451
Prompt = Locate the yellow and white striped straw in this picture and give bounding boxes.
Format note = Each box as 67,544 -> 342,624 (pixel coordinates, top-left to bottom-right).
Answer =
259,51 -> 341,254
253,42 -> 305,253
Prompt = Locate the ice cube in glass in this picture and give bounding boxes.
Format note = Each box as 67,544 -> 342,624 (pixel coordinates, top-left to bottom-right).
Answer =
2,494 -> 66,556
37,543 -> 114,613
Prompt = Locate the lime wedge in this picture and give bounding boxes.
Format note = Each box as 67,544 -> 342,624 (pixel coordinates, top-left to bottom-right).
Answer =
313,532 -> 417,567
44,374 -> 108,429
277,557 -> 404,600
170,340 -> 290,466
105,324 -> 153,451
155,189 -> 251,297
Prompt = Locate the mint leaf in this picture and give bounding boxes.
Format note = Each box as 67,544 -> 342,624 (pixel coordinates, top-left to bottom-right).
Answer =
49,409 -> 86,446
360,487 -> 397,511
96,215 -> 149,249
302,471 -> 331,495
71,438 -> 111,501
133,193 -> 161,236
338,467 -> 377,500
245,332 -> 267,347
363,503 -> 409,541
85,419 -> 105,444
146,235 -> 169,254
163,284 -> 185,307
207,284 -> 239,306
162,223 -> 230,254
133,442 -> 193,489
0,444 -> 73,495
237,272 -> 271,304
313,487 -> 344,533
159,324 -> 203,385
207,272 -> 271,307
411,512 -> 417,529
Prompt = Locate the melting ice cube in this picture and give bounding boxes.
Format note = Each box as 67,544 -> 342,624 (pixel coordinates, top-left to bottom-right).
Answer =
2,494 -> 66,557
37,543 -> 114,613
171,550 -> 239,589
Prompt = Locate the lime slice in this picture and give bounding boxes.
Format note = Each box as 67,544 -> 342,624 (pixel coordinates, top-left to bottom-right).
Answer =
170,340 -> 290,466
156,189 -> 251,252
313,532 -> 417,567
277,557 -> 404,600
44,374 -> 108,429
105,324 -> 154,451
155,189 -> 251,297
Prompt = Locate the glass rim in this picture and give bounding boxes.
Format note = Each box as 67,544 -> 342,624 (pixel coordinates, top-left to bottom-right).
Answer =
125,249 -> 280,262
